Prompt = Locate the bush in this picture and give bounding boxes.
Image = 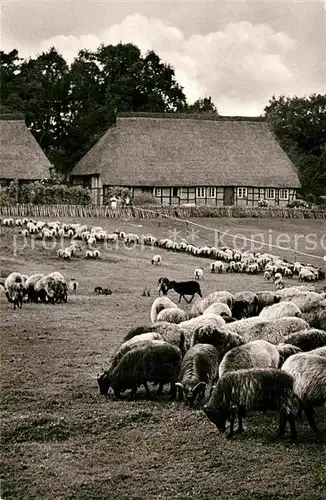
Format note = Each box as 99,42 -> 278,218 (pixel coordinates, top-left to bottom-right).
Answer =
133,193 -> 158,205
0,181 -> 91,206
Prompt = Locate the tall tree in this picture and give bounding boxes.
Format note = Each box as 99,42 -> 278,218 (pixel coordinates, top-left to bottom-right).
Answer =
0,49 -> 23,114
264,94 -> 326,197
186,96 -> 219,114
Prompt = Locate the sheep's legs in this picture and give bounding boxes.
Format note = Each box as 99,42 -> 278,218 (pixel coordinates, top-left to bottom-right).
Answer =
169,383 -> 177,400
235,409 -> 245,434
304,405 -> 320,435
143,382 -> 152,398
226,411 -> 236,438
156,382 -> 164,396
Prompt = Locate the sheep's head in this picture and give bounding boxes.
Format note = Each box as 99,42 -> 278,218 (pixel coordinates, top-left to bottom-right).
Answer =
97,372 -> 110,395
203,404 -> 231,433
176,381 -> 206,406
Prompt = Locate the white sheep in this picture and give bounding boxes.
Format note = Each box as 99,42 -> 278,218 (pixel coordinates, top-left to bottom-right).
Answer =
68,278 -> 79,293
2,218 -> 14,227
150,296 -> 178,323
210,261 -> 224,274
203,302 -> 232,318
264,270 -> 272,281
194,268 -> 204,280
156,307 -> 188,324
85,250 -> 93,259
151,255 -> 162,266
93,249 -> 101,259
259,301 -> 302,321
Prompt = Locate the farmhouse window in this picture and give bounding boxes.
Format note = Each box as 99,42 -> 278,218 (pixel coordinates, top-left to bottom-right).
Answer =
155,187 -> 162,197
197,187 -> 206,198
207,187 -> 216,198
173,187 -> 178,197
237,187 -> 247,199
279,188 -> 289,200
265,188 -> 276,199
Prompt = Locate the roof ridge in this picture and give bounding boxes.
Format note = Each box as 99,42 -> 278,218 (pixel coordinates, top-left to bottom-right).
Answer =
117,112 -> 266,122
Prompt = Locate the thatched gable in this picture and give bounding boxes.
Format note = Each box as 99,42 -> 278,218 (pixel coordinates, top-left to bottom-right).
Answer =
71,114 -> 301,188
0,120 -> 52,180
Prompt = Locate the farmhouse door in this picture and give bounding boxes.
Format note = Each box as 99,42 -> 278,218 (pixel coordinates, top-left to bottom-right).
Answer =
223,187 -> 234,206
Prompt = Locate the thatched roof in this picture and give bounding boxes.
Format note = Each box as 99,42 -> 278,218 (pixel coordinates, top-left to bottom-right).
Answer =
0,120 -> 52,180
71,114 -> 301,188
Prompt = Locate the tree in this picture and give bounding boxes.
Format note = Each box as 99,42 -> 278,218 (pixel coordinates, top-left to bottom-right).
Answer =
0,49 -> 24,114
264,94 -> 326,197
185,96 -> 219,114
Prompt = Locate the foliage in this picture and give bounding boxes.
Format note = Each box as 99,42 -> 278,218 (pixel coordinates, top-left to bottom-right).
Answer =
0,181 -> 91,206
103,187 -> 131,205
264,94 -> 326,197
133,193 -> 158,206
185,96 -> 219,114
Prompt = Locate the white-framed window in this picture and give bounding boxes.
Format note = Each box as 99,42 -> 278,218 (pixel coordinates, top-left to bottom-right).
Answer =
155,187 -> 161,197
196,187 -> 206,198
207,187 -> 216,198
265,188 -> 276,199
237,187 -> 247,199
279,188 -> 289,200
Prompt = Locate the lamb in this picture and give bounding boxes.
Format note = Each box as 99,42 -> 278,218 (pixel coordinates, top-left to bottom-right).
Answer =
282,329 -> 326,352
210,261 -> 224,274
282,353 -> 326,435
150,296 -> 178,323
176,344 -> 220,406
68,278 -> 79,293
151,255 -> 162,266
194,268 -> 204,280
259,301 -> 302,320
165,280 -> 202,304
218,340 -> 280,378
203,368 -> 297,441
97,340 -> 182,400
156,307 -> 188,324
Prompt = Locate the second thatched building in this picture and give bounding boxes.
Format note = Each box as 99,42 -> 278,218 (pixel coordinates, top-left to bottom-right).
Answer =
70,113 -> 301,206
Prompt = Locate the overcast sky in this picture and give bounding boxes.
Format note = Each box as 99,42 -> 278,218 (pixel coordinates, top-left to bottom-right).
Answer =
1,0 -> 325,115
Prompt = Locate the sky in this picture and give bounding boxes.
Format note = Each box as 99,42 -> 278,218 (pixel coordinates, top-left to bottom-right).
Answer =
1,0 -> 325,116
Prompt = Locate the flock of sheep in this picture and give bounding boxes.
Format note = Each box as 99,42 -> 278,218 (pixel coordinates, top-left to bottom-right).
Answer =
2,216 -> 326,442
2,217 -> 325,287
98,284 -> 326,442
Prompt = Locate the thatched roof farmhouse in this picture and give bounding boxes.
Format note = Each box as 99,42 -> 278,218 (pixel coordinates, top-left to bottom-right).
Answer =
71,113 -> 301,206
0,118 -> 52,185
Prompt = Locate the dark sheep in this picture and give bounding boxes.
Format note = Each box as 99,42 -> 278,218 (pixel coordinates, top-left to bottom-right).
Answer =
94,286 -> 103,295
166,280 -> 202,304
232,292 -> 259,320
123,325 -> 154,342
282,329 -> 326,351
176,344 -> 219,406
192,325 -> 244,360
6,283 -> 24,310
97,340 -> 182,400
203,368 -> 297,441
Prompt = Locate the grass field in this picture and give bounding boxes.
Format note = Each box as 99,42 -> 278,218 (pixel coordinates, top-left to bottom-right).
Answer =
1,217 -> 326,500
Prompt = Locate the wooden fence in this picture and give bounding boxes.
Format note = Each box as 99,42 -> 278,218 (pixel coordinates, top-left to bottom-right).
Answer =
0,203 -> 326,220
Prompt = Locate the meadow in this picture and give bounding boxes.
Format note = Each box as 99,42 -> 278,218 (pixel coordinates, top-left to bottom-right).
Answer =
1,217 -> 326,500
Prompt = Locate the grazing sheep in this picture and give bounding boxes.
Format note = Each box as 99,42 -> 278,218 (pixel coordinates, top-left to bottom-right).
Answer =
203,368 -> 297,441
150,296 -> 178,323
94,286 -> 103,295
165,280 -> 202,304
256,291 -> 280,314
180,315 -> 226,338
151,321 -> 190,356
232,291 -> 259,320
259,301 -> 302,320
2,218 -> 14,227
24,273 -> 45,302
156,307 -> 188,324
194,268 -> 204,280
282,353 -> 326,435
210,261 -> 224,274
176,344 -> 219,406
151,255 -> 162,266
277,344 -> 302,366
157,277 -> 170,296
198,291 -> 234,313
275,278 -> 285,290
192,325 -> 244,359
93,249 -> 101,259
307,346 -> 326,357
110,332 -> 163,369
228,316 -> 310,344
68,278 -> 79,293
264,271 -> 272,281
6,282 -> 24,310
97,340 -> 182,399
203,302 -> 232,318
85,250 -> 93,259
102,288 -> 112,295
218,340 -> 280,378
282,329 -> 326,351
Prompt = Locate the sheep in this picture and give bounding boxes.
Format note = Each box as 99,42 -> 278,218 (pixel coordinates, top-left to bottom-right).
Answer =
93,250 -> 101,259
275,278 -> 285,290
232,291 -> 259,320
151,321 -> 190,356
6,282 -> 24,310
282,329 -> 326,352
180,315 -> 226,339
110,332 -> 164,369
228,316 -> 310,344
151,255 -> 162,266
4,272 -> 24,290
210,261 -> 224,274
176,344 -> 220,406
68,278 -> 79,293
199,291 -> 234,312
264,271 -> 272,281
259,301 -> 302,320
123,325 -> 156,342
256,291 -> 280,314
156,307 -> 188,324
307,346 -> 326,357
282,353 -> 326,435
277,344 -> 302,366
24,273 -> 45,302
34,273 -> 67,304
85,250 -> 93,259
194,268 -> 204,280
218,340 -> 280,378
165,280 -> 202,304
2,218 -> 14,227
94,286 -> 103,295
150,296 -> 178,323
191,325 -> 244,358
203,302 -> 232,318
97,340 -> 182,400
157,277 -> 170,296
203,368 -> 297,441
